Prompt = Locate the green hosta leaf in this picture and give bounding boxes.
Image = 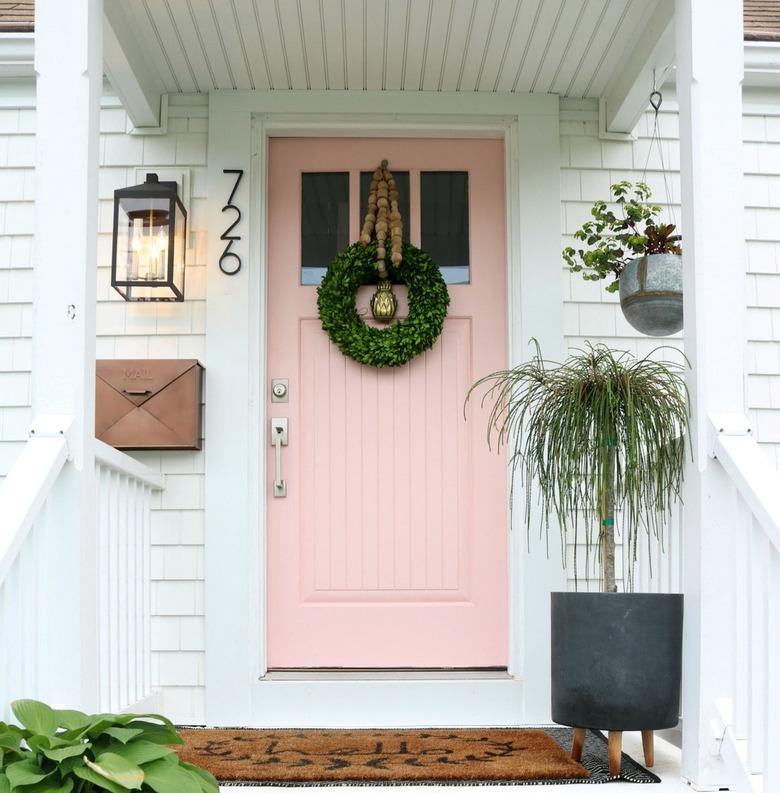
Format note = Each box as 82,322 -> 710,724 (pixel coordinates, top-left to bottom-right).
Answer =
54,710 -> 90,732
179,762 -> 219,793
84,753 -> 143,790
69,713 -> 142,742
11,701 -> 58,736
40,742 -> 88,762
0,773 -> 8,793
126,714 -> 177,733
73,765 -> 129,793
120,722 -> 181,746
5,758 -> 53,787
98,741 -> 174,767
101,728 -> 144,745
0,733 -> 22,753
55,755 -> 86,779
140,758 -> 201,793
15,779 -> 74,793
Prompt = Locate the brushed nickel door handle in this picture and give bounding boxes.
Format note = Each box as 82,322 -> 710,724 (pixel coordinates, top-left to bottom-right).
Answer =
271,417 -> 288,497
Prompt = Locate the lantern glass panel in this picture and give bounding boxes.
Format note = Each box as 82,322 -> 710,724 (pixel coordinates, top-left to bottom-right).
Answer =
172,200 -> 186,298
117,196 -> 171,283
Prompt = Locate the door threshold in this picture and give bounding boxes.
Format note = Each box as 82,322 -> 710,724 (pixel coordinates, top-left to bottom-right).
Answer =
262,668 -> 511,681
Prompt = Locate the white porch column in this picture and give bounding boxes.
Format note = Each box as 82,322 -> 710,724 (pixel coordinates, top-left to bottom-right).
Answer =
676,0 -> 745,787
32,0 -> 102,711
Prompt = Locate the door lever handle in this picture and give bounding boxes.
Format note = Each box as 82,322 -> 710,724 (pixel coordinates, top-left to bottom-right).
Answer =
271,418 -> 288,497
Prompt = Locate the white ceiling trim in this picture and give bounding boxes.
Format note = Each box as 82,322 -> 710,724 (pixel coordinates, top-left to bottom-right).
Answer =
600,0 -> 675,135
103,0 -> 166,130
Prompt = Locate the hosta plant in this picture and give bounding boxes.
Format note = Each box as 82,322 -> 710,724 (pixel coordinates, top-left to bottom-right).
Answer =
0,699 -> 217,793
468,342 -> 689,592
563,181 -> 682,293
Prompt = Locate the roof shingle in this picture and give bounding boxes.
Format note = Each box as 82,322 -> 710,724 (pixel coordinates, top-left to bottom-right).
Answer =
0,1 -> 33,33
745,0 -> 780,41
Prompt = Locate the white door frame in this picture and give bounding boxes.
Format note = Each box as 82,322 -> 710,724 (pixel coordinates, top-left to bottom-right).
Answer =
205,91 -> 565,728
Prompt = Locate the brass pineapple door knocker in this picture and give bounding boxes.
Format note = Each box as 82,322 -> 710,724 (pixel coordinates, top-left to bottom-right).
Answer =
360,160 -> 403,322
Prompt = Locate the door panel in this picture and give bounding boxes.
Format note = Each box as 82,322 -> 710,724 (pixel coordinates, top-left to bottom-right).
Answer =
267,138 -> 507,668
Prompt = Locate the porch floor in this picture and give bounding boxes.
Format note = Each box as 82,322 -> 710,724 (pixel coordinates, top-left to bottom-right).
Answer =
218,733 -> 688,791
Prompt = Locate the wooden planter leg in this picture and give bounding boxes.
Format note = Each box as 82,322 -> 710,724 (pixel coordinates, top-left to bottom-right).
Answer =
571,727 -> 586,762
641,730 -> 654,767
608,731 -> 622,777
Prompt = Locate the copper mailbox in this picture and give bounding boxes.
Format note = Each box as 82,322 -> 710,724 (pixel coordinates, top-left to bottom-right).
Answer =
96,360 -> 203,450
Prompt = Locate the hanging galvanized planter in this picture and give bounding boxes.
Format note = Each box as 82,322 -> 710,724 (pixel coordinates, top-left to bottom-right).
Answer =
619,253 -> 683,337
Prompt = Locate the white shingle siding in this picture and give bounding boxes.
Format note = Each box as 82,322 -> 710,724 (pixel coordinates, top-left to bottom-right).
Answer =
0,99 -> 34,478
94,94 -> 208,725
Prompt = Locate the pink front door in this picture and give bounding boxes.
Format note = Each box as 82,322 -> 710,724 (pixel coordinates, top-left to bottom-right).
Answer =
266,138 -> 508,668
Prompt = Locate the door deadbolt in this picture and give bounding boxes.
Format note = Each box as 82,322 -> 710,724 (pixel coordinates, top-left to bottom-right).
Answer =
271,378 -> 289,402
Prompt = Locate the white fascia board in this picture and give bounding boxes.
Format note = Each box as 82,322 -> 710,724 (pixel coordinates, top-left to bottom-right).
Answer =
600,0 -> 675,136
102,0 -> 165,131
0,32 -> 34,78
744,41 -> 780,87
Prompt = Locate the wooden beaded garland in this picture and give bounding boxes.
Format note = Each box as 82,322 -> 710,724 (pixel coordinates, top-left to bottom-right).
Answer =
357,159 -> 406,316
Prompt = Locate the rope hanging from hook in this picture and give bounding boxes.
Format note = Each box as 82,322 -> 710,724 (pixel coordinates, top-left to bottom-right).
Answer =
641,68 -> 677,228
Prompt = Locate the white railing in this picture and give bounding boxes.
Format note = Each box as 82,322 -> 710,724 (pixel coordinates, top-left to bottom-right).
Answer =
0,418 -> 70,714
94,439 -> 163,713
0,419 -> 162,718
709,414 -> 780,793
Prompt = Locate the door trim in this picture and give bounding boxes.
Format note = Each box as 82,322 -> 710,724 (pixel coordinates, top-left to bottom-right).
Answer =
205,92 -> 565,727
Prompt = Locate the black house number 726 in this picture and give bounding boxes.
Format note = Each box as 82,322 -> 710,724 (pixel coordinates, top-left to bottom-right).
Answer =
219,169 -> 244,275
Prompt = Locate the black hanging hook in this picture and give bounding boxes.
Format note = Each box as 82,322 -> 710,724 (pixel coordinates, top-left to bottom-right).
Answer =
649,90 -> 662,114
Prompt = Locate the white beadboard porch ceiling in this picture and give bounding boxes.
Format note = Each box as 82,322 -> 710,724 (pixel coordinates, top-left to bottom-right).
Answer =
123,0 -> 662,98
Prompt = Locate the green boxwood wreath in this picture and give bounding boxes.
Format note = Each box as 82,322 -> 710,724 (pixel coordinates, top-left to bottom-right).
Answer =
317,241 -> 450,368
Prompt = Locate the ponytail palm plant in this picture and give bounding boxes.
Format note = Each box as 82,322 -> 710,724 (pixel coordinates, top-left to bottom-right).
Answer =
469,342 -> 689,592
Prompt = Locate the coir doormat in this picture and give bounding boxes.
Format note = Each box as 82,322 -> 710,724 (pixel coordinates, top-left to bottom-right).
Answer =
176,727 -> 660,785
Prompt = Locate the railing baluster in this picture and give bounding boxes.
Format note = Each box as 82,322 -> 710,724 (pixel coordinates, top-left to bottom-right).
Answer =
97,463 -> 110,710
5,559 -> 21,705
749,518 -> 767,773
127,478 -> 137,705
19,535 -> 35,698
116,476 -> 130,707
143,484 -> 152,700
765,548 -> 780,790
109,468 -> 120,712
0,581 -> 6,717
135,482 -> 144,703
733,494 -> 751,739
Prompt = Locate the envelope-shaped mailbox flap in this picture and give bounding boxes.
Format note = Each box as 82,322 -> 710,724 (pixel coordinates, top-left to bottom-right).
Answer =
97,360 -> 197,407
96,359 -> 203,451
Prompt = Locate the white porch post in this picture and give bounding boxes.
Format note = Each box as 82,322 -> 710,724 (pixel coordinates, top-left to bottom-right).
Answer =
32,0 -> 102,711
676,0 -> 745,787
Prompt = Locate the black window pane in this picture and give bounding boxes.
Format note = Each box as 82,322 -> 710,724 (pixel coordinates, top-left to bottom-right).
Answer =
359,171 -> 410,244
301,172 -> 349,284
421,171 -> 469,284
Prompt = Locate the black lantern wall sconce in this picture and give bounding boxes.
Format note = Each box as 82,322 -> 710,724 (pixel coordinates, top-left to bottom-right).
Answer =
111,173 -> 187,302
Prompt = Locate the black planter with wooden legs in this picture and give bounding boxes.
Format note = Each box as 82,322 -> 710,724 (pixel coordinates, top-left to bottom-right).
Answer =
551,592 -> 684,777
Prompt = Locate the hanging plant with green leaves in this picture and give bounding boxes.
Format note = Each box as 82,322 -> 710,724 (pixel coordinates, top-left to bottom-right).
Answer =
317,161 -> 449,368
563,181 -> 682,293
467,341 -> 690,592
